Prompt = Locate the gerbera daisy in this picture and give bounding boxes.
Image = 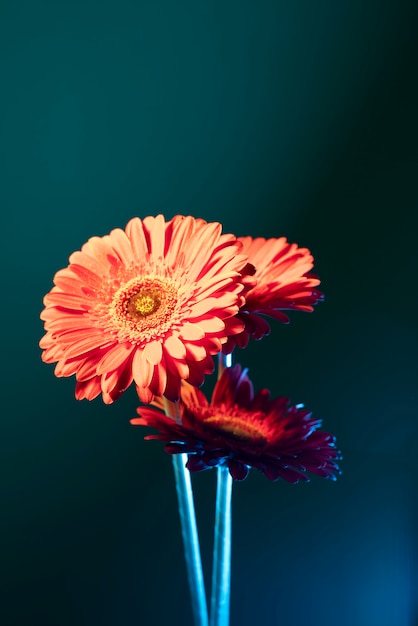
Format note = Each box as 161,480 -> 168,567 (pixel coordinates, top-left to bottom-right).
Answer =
131,364 -> 341,482
223,236 -> 324,352
40,215 -> 255,404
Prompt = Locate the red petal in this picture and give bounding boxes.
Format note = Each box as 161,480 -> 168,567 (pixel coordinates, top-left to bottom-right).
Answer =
228,460 -> 249,481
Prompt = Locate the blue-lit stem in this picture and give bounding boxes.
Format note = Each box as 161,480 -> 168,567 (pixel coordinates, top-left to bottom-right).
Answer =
210,352 -> 233,626
217,352 -> 232,378
210,464 -> 233,626
172,454 -> 209,626
164,400 -> 209,626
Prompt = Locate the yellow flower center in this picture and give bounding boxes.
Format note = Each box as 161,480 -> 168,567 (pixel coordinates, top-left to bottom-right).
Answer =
127,288 -> 162,318
108,277 -> 179,342
205,414 -> 266,443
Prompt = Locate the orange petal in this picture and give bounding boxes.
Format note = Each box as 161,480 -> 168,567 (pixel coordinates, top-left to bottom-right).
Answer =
180,381 -> 208,407
82,235 -> 118,268
194,275 -> 237,299
75,377 -> 102,401
153,360 -> 167,396
165,216 -> 196,266
96,343 -> 134,375
144,214 -> 165,260
108,228 -> 134,266
43,316 -> 90,332
53,328 -> 104,344
165,353 -> 190,379
178,322 -> 205,341
125,217 -> 149,260
68,250 -> 107,276
63,335 -> 114,358
68,263 -> 104,289
40,342 -> 65,362
201,336 -> 222,354
224,316 -> 245,335
77,355 -> 103,381
54,359 -> 80,377
185,342 -> 207,361
100,360 -> 133,402
90,234 -> 119,260
193,317 -> 225,333
143,340 -> 163,365
164,334 -> 187,360
136,385 -> 155,403
188,297 -> 219,318
132,349 -> 154,387
43,292 -> 89,310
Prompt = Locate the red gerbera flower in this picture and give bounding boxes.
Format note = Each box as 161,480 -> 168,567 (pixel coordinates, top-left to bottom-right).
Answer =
223,236 -> 324,352
131,364 -> 341,482
40,215 -> 254,404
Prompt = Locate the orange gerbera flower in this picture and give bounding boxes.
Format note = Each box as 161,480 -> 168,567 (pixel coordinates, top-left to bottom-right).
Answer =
131,364 -> 341,482
40,215 -> 254,404
223,236 -> 324,352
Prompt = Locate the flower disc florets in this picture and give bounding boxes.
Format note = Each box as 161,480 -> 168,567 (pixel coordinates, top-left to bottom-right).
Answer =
108,277 -> 179,342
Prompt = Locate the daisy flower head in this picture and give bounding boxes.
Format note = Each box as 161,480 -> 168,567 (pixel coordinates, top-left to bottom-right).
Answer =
131,364 -> 341,482
223,236 -> 324,352
40,215 -> 255,404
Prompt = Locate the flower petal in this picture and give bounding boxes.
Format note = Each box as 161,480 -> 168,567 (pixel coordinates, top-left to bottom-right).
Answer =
132,349 -> 154,388
178,322 -> 205,341
125,217 -> 149,260
144,214 -> 165,260
63,335 -> 114,358
96,343 -> 134,375
75,377 -> 102,401
164,334 -> 187,360
143,340 -> 163,365
108,228 -> 134,266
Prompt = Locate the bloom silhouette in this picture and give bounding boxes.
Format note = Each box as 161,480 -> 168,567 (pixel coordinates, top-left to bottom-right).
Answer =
40,215 -> 254,403
223,236 -> 324,352
131,364 -> 341,481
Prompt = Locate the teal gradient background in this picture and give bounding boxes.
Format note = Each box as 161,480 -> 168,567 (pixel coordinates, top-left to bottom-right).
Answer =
1,1 -> 417,625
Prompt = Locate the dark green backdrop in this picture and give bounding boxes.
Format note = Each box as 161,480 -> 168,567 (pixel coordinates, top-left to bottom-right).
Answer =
1,1 -> 417,625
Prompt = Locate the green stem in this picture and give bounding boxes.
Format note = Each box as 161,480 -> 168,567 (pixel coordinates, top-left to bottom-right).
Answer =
164,400 -> 209,626
209,465 -> 233,626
